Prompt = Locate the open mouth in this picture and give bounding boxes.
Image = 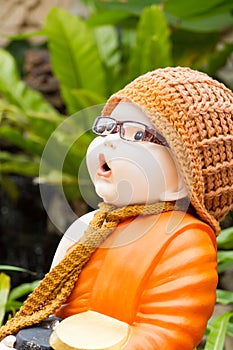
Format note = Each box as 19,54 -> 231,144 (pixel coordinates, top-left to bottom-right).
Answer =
97,153 -> 112,177
102,162 -> 111,171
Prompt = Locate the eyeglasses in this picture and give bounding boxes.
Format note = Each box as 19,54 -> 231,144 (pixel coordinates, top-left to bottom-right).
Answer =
92,116 -> 168,147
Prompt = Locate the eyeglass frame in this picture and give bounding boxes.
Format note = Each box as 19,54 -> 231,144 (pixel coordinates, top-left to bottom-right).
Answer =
92,116 -> 169,147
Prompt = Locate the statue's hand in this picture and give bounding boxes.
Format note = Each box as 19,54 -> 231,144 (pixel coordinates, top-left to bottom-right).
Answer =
0,336 -> 16,349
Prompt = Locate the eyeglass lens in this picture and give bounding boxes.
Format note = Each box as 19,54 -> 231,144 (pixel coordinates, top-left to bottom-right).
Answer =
92,117 -> 168,147
94,118 -> 116,135
121,122 -> 146,141
93,117 -> 147,142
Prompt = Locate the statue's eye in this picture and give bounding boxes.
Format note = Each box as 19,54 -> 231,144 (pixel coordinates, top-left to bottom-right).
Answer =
134,131 -> 144,140
96,125 -> 105,134
106,123 -> 115,131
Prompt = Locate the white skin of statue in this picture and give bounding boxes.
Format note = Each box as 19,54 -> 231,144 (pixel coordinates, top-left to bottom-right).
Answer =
0,102 -> 187,349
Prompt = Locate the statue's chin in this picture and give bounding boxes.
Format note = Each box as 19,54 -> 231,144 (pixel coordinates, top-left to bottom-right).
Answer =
95,183 -> 119,205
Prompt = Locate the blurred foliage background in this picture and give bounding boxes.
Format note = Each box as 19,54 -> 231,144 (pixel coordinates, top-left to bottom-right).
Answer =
0,1 -> 233,348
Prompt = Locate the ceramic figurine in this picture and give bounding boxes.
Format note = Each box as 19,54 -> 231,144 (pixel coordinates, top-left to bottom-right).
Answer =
1,67 -> 233,350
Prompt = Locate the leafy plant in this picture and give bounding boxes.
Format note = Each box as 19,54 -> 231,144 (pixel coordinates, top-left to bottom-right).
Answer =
44,8 -> 107,115
0,273 -> 10,326
0,2 -> 233,193
205,312 -> 233,350
5,279 -> 40,321
202,227 -> 233,349
0,266 -> 39,326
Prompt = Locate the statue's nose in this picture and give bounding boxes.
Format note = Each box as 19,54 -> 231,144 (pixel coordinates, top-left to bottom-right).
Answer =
103,134 -> 120,150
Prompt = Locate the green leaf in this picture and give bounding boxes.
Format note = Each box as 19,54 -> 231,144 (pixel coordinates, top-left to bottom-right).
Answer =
129,5 -> 172,78
164,0 -> 231,19
217,289 -> 233,305
5,300 -> 23,313
92,26 -> 120,69
8,281 -> 40,301
0,98 -> 28,126
87,10 -> 134,27
0,273 -> 10,326
204,312 -> 233,350
0,49 -> 55,113
0,100 -> 63,150
218,261 -> 233,274
0,126 -> 44,156
26,112 -> 64,143
5,29 -> 44,41
0,151 -> 39,176
44,8 -> 107,114
171,29 -> 217,67
218,250 -> 233,264
218,250 -> 233,273
70,88 -> 105,110
227,321 -> 233,338
217,227 -> 233,250
0,265 -> 36,275
95,0 -> 162,15
167,12 -> 233,32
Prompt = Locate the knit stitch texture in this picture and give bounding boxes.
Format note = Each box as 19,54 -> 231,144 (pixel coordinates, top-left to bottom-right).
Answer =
103,67 -> 233,234
0,201 -> 177,340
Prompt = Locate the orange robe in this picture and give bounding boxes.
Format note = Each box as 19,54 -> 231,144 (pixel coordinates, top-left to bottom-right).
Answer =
56,212 -> 218,350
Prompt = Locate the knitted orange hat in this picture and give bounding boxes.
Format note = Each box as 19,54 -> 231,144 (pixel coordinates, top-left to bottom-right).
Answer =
102,67 -> 233,234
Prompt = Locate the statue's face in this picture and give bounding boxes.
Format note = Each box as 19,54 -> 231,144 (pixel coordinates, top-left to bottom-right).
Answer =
86,102 -> 187,207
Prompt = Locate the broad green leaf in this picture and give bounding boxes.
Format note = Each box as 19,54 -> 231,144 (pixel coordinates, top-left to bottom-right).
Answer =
171,29 -> 217,67
0,49 -> 55,113
206,316 -> 215,332
0,100 -> 63,147
6,29 -> 44,41
94,0 -> 162,15
218,250 -> 233,273
0,98 -> 28,126
0,273 -> 10,326
129,5 -> 172,78
218,250 -> 233,264
70,88 -> 105,111
92,25 -> 126,93
39,134 -> 82,177
0,151 -> 39,176
217,289 -> 233,305
204,312 -> 233,350
116,28 -> 136,87
227,321 -> 233,338
164,0 -> 231,19
92,26 -> 120,70
0,126 -> 44,156
27,111 -> 64,123
8,280 -> 40,301
0,265 -> 35,275
43,8 -> 107,114
0,105 -> 64,157
5,300 -> 22,313
217,226 -> 233,250
167,12 -> 233,32
199,1 -> 233,17
60,88 -> 104,117
26,112 -> 64,142
87,10 -> 134,27
218,261 -> 233,274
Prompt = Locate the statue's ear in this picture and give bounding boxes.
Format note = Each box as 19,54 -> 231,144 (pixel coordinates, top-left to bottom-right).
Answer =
159,186 -> 188,201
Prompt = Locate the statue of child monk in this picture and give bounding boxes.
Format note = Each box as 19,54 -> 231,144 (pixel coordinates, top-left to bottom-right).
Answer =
1,67 -> 233,350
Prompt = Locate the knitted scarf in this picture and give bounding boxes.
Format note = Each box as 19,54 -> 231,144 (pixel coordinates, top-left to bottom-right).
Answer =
0,201 -> 180,340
